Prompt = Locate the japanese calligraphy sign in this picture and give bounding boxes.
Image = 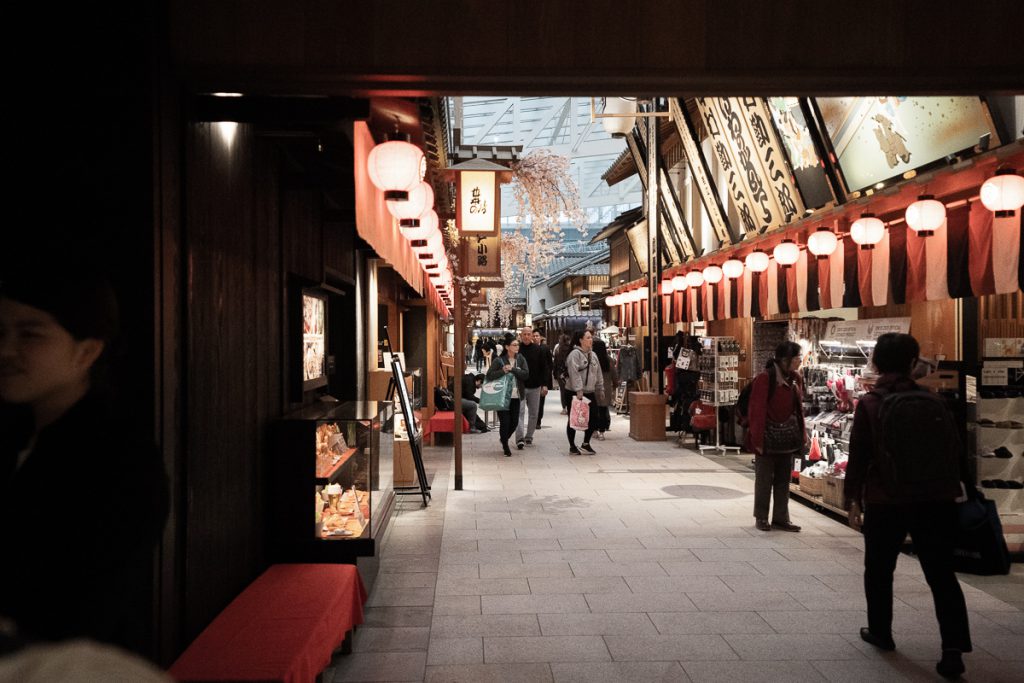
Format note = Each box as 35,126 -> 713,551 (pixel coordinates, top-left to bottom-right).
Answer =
696,97 -> 805,236
457,170 -> 500,235
461,233 -> 502,277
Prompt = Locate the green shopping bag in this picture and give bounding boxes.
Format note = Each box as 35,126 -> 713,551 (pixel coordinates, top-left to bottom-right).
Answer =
479,373 -> 513,411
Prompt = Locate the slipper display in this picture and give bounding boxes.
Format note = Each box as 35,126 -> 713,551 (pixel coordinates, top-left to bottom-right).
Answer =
1007,480 -> 1024,489
994,447 -> 1014,459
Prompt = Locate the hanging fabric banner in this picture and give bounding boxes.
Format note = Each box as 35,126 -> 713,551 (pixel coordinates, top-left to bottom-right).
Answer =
888,221 -> 909,305
946,204 -> 972,299
993,213 -> 1022,294
968,201 -> 997,297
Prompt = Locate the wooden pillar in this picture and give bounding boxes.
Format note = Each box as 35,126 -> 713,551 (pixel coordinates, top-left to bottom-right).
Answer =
453,284 -> 464,491
647,110 -> 662,393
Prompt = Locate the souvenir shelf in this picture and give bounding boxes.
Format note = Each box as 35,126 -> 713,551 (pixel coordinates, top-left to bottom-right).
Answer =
975,395 -> 1024,555
270,401 -> 395,565
697,336 -> 741,455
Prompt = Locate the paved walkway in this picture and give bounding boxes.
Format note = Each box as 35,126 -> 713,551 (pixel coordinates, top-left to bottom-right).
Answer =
328,401 -> 1024,682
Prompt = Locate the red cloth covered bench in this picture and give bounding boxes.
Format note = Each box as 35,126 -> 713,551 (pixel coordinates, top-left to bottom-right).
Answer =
422,410 -> 470,446
169,564 -> 366,683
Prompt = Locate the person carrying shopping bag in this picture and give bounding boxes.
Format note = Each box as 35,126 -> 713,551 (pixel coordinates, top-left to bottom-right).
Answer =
745,341 -> 805,533
565,330 -> 604,455
485,339 -> 529,456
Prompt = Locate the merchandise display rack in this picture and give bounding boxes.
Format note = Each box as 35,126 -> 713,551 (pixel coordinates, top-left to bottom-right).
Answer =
697,336 -> 741,456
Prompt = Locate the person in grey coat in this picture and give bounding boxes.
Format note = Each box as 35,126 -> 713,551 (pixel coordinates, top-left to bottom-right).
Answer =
565,329 -> 604,454
486,339 -> 529,456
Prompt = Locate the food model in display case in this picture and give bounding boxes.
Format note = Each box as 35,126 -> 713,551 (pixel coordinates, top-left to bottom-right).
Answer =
271,401 -> 395,564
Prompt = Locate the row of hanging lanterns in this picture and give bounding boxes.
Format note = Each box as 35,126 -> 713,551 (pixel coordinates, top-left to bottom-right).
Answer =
366,130 -> 453,306
606,168 -> 1023,304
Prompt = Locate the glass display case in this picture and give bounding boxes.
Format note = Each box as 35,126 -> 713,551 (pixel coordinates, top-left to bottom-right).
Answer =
271,401 -> 395,564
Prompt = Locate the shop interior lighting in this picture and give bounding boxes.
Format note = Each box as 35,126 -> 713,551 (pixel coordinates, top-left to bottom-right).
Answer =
904,194 -> 946,237
744,249 -> 770,273
773,239 -> 800,267
722,259 -> 744,279
980,168 -> 1024,217
850,213 -> 885,249
806,227 -> 838,259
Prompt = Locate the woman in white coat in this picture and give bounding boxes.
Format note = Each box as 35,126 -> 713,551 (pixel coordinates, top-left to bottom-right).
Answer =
565,329 -> 604,454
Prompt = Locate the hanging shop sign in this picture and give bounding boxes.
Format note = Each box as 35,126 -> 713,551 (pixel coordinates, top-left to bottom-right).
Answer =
984,338 -> 1024,358
765,97 -> 839,210
696,97 -> 805,235
812,96 -> 1000,195
457,170 -> 499,234
668,98 -> 736,245
625,128 -> 695,265
461,233 -> 502,278
822,318 -> 910,346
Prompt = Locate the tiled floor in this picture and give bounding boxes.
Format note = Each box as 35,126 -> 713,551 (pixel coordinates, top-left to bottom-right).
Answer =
328,401 -> 1024,682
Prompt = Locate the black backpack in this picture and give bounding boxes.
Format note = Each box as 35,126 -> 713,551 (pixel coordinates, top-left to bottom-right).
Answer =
872,387 -> 962,502
735,382 -> 754,427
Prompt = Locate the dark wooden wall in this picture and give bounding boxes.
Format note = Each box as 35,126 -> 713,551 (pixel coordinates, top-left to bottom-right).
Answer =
168,0 -> 1024,95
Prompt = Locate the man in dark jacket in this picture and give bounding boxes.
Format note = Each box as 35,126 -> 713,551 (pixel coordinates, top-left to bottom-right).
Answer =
846,333 -> 971,680
460,372 -> 487,433
0,262 -> 169,657
515,326 -> 549,448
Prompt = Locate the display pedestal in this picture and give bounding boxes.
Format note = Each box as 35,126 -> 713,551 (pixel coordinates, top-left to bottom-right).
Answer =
629,392 -> 667,441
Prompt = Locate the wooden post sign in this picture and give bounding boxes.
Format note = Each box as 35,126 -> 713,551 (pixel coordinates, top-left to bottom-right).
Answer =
461,234 -> 502,278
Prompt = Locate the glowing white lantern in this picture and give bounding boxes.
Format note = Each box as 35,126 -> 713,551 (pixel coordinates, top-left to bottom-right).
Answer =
686,271 -> 705,288
660,280 -> 673,295
807,227 -> 838,259
671,274 -> 688,291
773,239 -> 800,268
980,169 -> 1024,217
745,249 -> 770,273
601,97 -> 638,138
850,213 -> 886,249
722,259 -> 744,279
703,265 -> 724,284
905,195 -> 946,237
367,135 -> 424,201
401,208 -> 439,241
387,181 -> 433,220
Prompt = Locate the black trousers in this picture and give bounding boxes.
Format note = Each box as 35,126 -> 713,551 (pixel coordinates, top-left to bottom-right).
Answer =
863,502 -> 972,652
537,393 -> 546,427
497,398 -> 521,446
566,392 -> 597,447
753,454 -> 792,523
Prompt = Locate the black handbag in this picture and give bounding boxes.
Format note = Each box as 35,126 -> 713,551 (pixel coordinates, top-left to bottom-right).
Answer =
952,491 -> 1011,575
764,414 -> 803,454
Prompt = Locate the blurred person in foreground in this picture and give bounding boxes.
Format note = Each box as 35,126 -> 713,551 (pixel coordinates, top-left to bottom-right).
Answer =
0,258 -> 169,657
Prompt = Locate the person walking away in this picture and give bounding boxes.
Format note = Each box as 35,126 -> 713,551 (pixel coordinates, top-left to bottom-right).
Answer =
486,339 -> 528,456
464,340 -> 474,368
533,329 -> 552,429
845,333 -> 972,680
553,332 -> 573,415
592,338 -> 616,439
474,338 -> 484,371
515,326 -> 547,448
0,260 -> 169,655
565,330 -> 604,454
745,341 -> 805,532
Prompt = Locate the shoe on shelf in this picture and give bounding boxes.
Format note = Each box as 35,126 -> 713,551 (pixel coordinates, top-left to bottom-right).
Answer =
755,519 -> 771,532
569,447 -> 581,455
772,521 -> 801,532
516,440 -> 525,450
580,443 -> 596,454
994,447 -> 1014,458
1006,480 -> 1023,489
936,649 -> 965,680
859,627 -> 896,651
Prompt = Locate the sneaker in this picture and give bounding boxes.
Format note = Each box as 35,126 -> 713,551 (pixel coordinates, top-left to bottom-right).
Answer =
596,432 -> 605,441
580,443 -> 596,454
772,521 -> 801,532
516,440 -> 525,450
755,519 -> 771,532
936,649 -> 965,680
524,437 -> 533,445
569,447 -> 581,455
860,627 -> 896,651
